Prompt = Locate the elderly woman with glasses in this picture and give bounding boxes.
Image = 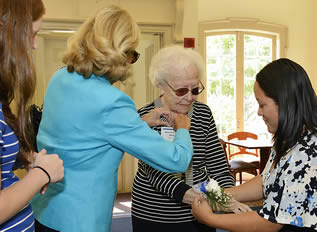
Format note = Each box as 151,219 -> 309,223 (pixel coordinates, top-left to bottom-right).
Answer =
31,7 -> 194,232
131,46 -> 248,232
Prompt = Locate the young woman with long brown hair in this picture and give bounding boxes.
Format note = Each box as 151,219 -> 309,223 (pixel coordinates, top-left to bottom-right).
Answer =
0,0 -> 64,230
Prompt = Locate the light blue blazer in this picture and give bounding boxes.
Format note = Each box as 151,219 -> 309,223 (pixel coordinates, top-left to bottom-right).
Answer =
31,67 -> 193,232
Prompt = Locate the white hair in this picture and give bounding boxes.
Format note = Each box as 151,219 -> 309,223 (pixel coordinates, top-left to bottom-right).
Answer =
149,45 -> 205,87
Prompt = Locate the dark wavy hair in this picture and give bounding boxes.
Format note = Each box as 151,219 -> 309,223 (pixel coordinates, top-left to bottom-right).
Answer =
256,58 -> 317,166
0,0 -> 45,166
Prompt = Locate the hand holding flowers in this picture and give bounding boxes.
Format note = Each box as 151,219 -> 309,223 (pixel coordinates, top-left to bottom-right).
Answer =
191,196 -> 214,226
193,178 -> 232,211
193,178 -> 252,213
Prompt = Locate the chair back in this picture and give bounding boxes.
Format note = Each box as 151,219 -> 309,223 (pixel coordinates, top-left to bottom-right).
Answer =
219,138 -> 231,169
227,131 -> 259,160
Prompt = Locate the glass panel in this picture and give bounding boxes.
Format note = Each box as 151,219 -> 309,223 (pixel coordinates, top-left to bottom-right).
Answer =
244,35 -> 272,140
206,35 -> 236,138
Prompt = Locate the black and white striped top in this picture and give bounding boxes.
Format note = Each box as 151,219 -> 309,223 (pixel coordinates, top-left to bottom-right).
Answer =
131,100 -> 235,223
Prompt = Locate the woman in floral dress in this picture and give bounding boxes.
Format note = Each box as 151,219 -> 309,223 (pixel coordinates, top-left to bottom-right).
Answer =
192,58 -> 317,232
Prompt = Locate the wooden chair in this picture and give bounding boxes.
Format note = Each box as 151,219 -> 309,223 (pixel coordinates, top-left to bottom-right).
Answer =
219,138 -> 233,176
221,132 -> 260,184
227,131 -> 259,159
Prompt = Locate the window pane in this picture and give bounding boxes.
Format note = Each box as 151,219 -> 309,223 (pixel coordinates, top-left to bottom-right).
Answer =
206,35 -> 236,138
244,35 -> 272,140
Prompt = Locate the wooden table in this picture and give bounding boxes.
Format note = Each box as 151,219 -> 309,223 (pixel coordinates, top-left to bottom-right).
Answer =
225,139 -> 273,173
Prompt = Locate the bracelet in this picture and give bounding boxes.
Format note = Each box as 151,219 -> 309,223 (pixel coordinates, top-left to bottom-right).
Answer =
33,166 -> 51,184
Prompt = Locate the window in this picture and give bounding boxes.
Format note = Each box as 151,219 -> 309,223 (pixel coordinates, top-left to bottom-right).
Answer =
199,18 -> 287,140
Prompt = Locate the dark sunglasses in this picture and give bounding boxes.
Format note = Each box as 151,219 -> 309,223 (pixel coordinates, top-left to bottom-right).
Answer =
165,80 -> 205,97
130,50 -> 140,64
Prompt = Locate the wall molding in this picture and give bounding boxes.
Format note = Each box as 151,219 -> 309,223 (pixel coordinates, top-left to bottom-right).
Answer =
40,19 -> 174,46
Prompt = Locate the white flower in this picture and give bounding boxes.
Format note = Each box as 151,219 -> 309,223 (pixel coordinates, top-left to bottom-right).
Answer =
193,178 -> 231,211
206,179 -> 221,194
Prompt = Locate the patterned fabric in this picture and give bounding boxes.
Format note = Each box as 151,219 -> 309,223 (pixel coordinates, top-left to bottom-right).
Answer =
132,100 -> 235,223
259,130 -> 317,231
0,102 -> 35,231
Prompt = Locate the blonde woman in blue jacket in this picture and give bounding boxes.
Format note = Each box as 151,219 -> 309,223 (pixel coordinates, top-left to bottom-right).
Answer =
31,5 -> 193,232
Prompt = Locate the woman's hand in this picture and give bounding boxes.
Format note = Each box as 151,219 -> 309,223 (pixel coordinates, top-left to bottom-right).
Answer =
33,149 -> 64,194
142,108 -> 173,127
25,152 -> 36,170
192,196 -> 214,225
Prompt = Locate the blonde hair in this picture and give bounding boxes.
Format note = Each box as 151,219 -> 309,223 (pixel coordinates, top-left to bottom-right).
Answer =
63,5 -> 140,83
149,45 -> 205,87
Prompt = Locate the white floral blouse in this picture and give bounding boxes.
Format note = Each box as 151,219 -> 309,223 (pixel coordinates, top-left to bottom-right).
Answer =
258,131 -> 317,232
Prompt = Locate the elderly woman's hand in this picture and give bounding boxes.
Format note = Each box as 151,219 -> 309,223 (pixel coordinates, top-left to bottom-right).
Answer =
183,188 -> 201,204
212,197 -> 253,213
141,107 -> 173,127
225,197 -> 253,214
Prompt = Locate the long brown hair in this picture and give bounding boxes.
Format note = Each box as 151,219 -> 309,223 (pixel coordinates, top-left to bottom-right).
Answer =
0,0 -> 45,166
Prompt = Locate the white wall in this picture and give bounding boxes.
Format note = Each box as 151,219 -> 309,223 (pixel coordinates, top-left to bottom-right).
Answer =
183,0 -> 198,47
43,0 -> 175,23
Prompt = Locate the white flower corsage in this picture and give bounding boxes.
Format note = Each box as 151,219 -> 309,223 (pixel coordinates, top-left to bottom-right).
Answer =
193,178 -> 231,210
